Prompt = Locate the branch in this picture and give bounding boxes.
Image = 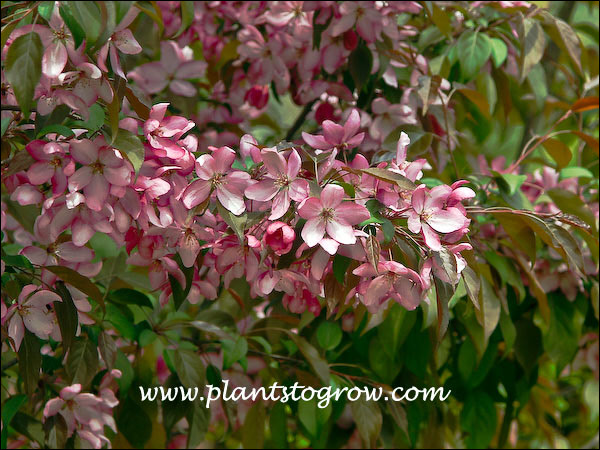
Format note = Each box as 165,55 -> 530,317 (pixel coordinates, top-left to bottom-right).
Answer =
284,99 -> 317,141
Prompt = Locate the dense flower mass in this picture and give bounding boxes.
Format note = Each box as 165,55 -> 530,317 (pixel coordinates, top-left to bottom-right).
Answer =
1,1 -> 598,449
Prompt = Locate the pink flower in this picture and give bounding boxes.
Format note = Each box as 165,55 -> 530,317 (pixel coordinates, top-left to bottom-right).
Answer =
43,384 -> 117,449
353,260 -> 424,312
245,148 -> 309,219
405,184 -> 469,251
369,98 -> 416,141
144,103 -> 195,159
181,146 -> 250,215
98,8 -> 142,79
129,41 -> 207,96
67,138 -> 132,212
329,1 -> 383,43
264,221 -> 295,256
298,184 -> 370,250
283,286 -> 321,316
302,109 -> 364,151
5,285 -> 61,350
25,140 -> 74,196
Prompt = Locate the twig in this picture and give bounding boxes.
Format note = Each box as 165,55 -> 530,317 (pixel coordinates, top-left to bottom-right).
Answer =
284,99 -> 317,141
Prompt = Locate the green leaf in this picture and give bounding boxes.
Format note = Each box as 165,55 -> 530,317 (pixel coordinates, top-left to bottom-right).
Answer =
108,288 -> 153,308
78,103 -> 105,132
5,32 -> 43,117
269,402 -> 288,448
173,348 -> 205,388
1,117 -> 10,137
490,37 -> 508,67
66,337 -> 99,387
222,336 -> 248,370
461,266 -> 481,310
492,212 -> 537,264
186,402 -> 210,448
360,167 -> 416,191
116,392 -> 152,447
59,4 -> 85,49
544,294 -> 583,374
18,330 -> 41,395
175,1 -> 195,37
429,3 -> 451,38
514,319 -> 543,374
495,172 -> 527,196
484,251 -> 525,300
560,166 -> 594,180
549,17 -> 583,76
459,87 -> 492,119
460,391 -> 497,449
476,277 -> 501,342
348,43 -> 373,91
547,188 -> 598,233
457,30 -> 492,80
10,412 -> 44,446
543,138 -> 572,170
65,1 -> 102,46
1,395 -> 27,448
499,308 -> 516,355
99,332 -> 118,370
517,15 -> 546,82
45,265 -> 105,310
216,201 -> 247,242
332,254 -> 351,284
36,124 -> 75,139
54,281 -> 79,353
350,398 -> 382,448
242,402 -> 266,448
111,129 -> 145,174
316,321 -> 342,350
38,1 -> 55,21
285,331 -> 330,384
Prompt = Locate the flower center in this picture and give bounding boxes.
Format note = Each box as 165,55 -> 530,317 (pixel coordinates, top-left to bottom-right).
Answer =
91,161 -> 104,174
53,26 -> 67,42
211,172 -> 224,188
320,208 -> 335,222
274,174 -> 290,189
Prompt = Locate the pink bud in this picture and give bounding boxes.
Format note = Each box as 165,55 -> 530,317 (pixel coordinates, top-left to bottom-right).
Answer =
315,102 -> 335,124
343,30 -> 358,51
244,85 -> 269,109
264,221 -> 295,256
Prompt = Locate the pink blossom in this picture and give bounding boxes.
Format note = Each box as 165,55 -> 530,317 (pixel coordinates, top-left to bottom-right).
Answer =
245,147 -> 309,219
181,146 -> 250,215
67,137 -> 132,212
264,221 -> 295,255
298,184 -> 370,250
329,2 -> 383,43
405,184 -> 469,251
302,109 -> 364,151
25,140 -> 74,196
5,285 -> 61,350
43,384 -> 117,449
353,260 -> 424,312
144,103 -> 195,159
129,41 -> 207,96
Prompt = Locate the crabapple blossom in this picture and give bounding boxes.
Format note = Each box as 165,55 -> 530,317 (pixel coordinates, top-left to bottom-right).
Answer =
298,184 -> 370,250
405,184 -> 470,251
67,137 -> 133,212
302,109 -> 365,151
245,147 -> 309,219
4,285 -> 61,350
181,145 -> 250,214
